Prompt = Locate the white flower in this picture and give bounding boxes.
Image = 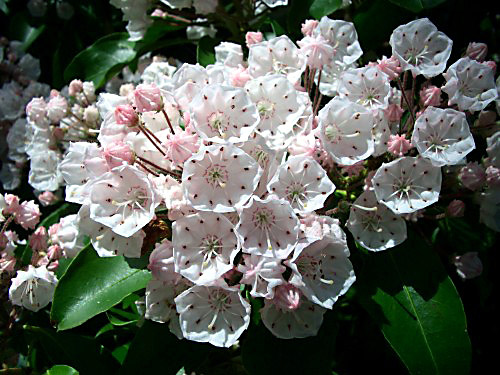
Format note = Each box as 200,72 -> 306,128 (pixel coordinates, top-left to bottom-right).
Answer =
89,165 -> 161,237
190,84 -> 259,143
314,17 -> 363,66
172,63 -> 209,110
182,144 -> 262,213
412,107 -> 475,167
286,231 -> 355,309
175,284 -> 251,347
53,214 -> 86,258
245,74 -> 306,140
338,66 -> 391,110
9,265 -> 58,312
145,279 -> 189,339
267,156 -> 335,213
28,150 -> 64,192
248,36 -> 306,84
237,254 -> 285,298
390,18 -> 452,78
442,57 -> 498,112
486,131 -> 500,168
372,156 -> 442,214
78,205 -> 145,257
318,97 -> 375,165
215,42 -> 244,67
173,212 -> 239,285
148,239 -> 183,283
260,283 -> 326,339
141,61 -> 177,91
346,190 -> 407,251
236,196 -> 300,259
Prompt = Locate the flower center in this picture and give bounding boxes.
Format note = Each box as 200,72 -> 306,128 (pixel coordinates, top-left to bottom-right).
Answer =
208,111 -> 228,138
257,99 -> 275,119
204,164 -> 228,188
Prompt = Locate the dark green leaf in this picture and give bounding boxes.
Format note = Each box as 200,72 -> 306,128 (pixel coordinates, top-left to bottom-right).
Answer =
112,343 -> 130,365
242,313 -> 338,375
389,0 -> 447,13
134,20 -> 185,56
269,19 -> 286,36
51,244 -> 151,330
8,13 -> 45,51
309,0 -> 342,19
119,320 -> 184,375
44,365 -> 79,375
357,230 -> 471,375
64,33 -> 136,88
25,326 -> 117,375
197,36 -> 218,67
0,0 -> 8,14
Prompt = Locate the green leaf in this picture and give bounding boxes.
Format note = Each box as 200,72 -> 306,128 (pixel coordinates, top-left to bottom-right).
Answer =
241,313 -> 338,375
119,320 -> 185,375
197,36 -> 218,67
309,0 -> 342,19
357,230 -> 471,375
0,0 -> 8,14
50,244 -> 151,330
8,13 -> 45,51
389,0 -> 447,13
25,326 -> 117,375
44,365 -> 79,375
64,33 -> 136,88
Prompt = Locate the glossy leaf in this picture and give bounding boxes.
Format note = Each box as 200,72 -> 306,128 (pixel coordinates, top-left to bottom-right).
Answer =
241,313 -> 338,375
8,13 -> 45,51
197,36 -> 218,67
25,326 -> 117,375
309,0 -> 342,19
357,230 -> 471,375
44,365 -> 79,375
39,203 -> 78,229
64,33 -> 136,88
389,0 -> 447,13
51,244 -> 151,330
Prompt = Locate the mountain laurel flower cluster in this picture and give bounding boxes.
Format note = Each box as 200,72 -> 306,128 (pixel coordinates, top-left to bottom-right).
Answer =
4,15 -> 499,351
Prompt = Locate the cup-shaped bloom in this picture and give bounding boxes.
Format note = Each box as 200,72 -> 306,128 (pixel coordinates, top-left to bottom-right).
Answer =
390,18 -> 452,78
347,190 -> 407,251
412,107 -> 475,167
9,265 -> 57,312
372,156 -> 442,214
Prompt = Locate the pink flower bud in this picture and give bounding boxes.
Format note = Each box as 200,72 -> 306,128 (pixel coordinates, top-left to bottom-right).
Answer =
446,200 -> 465,217
482,60 -> 496,74
273,284 -> 302,311
83,106 -> 99,123
38,191 -> 58,206
466,42 -> 488,62
231,66 -> 251,87
68,79 -> 83,96
301,19 -> 318,36
4,194 -> 21,214
29,227 -> 48,252
15,201 -> 41,230
48,223 -> 62,242
50,89 -> 60,98
133,83 -> 163,112
47,244 -> 62,261
387,134 -> 412,157
26,97 -> 47,124
459,162 -> 485,190
377,56 -> 402,80
114,104 -> 139,126
383,103 -> 404,122
151,8 -> 167,17
245,31 -> 263,47
48,260 -> 59,271
103,141 -> 135,168
47,95 -> 68,123
485,165 -> 500,187
453,252 -> 482,280
0,252 -> 16,273
420,85 -> 441,107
